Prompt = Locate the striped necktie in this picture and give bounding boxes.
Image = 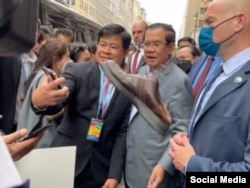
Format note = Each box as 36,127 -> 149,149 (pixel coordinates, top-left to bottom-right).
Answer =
102,76 -> 110,116
131,50 -> 140,74
192,57 -> 214,99
189,65 -> 224,135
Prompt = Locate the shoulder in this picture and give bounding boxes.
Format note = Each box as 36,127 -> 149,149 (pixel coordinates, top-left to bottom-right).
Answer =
192,54 -> 208,67
165,62 -> 192,92
30,70 -> 46,87
138,64 -> 148,74
173,63 -> 190,78
64,60 -> 96,69
63,61 -> 98,75
168,59 -> 190,80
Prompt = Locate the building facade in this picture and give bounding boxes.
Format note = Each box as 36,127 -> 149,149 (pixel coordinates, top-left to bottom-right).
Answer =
68,0 -> 146,33
180,0 -> 213,44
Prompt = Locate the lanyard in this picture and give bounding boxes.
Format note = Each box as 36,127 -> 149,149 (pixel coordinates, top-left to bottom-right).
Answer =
96,67 -> 114,118
97,67 -> 104,118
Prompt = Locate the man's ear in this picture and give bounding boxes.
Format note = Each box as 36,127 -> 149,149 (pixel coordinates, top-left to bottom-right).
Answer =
235,13 -> 245,32
168,42 -> 175,54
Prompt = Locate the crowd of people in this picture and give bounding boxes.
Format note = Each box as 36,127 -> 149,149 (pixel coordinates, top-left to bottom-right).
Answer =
1,0 -> 250,187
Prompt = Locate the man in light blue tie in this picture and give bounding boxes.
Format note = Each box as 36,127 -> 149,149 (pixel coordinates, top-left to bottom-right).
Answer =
169,0 -> 250,179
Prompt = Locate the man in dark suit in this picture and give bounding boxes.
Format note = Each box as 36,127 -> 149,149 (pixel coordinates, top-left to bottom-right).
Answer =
169,0 -> 250,176
127,20 -> 147,74
31,24 -> 132,188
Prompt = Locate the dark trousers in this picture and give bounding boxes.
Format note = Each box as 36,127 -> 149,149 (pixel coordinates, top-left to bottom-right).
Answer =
74,161 -> 103,188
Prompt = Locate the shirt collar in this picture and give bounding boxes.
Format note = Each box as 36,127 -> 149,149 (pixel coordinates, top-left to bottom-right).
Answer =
222,48 -> 250,75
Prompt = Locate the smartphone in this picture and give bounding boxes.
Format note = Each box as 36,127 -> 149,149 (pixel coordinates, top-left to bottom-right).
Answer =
42,66 -> 62,89
19,124 -> 52,142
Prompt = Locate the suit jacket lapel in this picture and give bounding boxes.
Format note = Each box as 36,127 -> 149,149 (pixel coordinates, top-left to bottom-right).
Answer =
196,67 -> 247,124
103,89 -> 119,119
189,55 -> 208,84
128,51 -> 145,73
91,61 -> 102,119
157,57 -> 175,86
127,54 -> 132,72
136,56 -> 146,73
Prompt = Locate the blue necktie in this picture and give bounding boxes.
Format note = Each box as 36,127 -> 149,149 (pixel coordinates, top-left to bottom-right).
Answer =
189,65 -> 224,135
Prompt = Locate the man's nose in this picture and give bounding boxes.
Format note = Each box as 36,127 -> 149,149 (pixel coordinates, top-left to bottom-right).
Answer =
102,46 -> 111,53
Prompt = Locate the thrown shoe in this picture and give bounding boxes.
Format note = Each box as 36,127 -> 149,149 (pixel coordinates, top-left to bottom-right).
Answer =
100,60 -> 172,134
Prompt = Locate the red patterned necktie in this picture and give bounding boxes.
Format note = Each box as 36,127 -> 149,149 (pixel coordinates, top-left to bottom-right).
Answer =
131,50 -> 140,74
192,57 -> 214,99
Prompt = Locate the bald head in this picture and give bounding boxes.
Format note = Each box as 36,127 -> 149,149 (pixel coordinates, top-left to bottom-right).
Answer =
205,0 -> 250,60
211,0 -> 250,15
209,0 -> 250,31
132,20 -> 148,46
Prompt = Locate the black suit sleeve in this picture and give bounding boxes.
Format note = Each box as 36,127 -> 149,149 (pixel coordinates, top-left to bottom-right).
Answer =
32,63 -> 77,115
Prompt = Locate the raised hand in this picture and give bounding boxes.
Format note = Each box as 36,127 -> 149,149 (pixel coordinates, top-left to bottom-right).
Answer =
32,75 -> 69,108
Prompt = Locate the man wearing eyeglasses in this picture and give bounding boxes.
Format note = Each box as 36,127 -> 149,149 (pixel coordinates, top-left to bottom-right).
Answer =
125,23 -> 193,188
30,23 -> 132,188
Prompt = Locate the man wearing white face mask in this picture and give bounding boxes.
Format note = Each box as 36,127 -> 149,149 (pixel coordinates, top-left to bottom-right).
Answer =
169,0 -> 250,180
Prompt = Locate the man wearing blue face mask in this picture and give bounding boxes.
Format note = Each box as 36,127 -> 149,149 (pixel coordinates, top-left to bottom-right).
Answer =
169,0 -> 250,181
190,10 -> 240,100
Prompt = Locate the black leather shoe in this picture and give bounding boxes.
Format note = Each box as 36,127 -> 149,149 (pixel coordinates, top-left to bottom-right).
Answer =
100,60 -> 171,134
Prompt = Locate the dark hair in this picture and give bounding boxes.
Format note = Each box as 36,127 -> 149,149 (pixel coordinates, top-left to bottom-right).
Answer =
70,42 -> 88,62
86,41 -> 97,55
25,39 -> 69,94
37,26 -> 50,44
55,28 -> 74,42
179,45 -> 201,58
97,24 -> 131,50
147,23 -> 176,44
177,37 -> 196,47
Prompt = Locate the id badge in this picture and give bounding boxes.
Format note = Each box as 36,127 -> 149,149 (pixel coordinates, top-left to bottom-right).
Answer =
86,118 -> 103,142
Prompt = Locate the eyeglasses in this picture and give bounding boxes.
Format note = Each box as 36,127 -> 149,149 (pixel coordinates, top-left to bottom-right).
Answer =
143,41 -> 167,49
